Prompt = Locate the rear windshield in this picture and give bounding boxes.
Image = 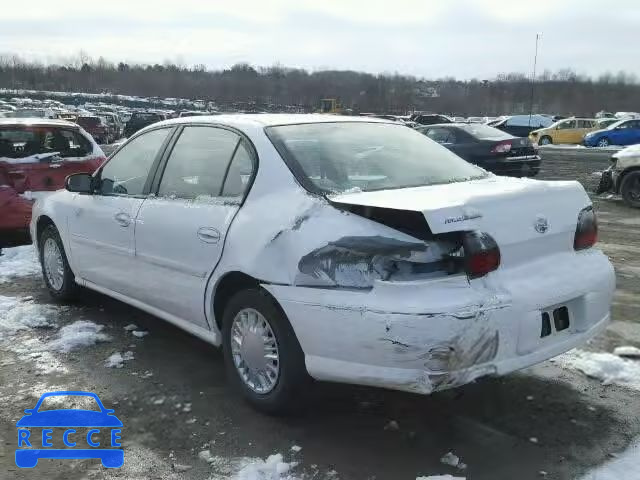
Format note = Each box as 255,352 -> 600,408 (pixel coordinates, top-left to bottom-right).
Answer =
0,126 -> 92,159
266,122 -> 487,194
77,116 -> 101,127
459,124 -> 512,139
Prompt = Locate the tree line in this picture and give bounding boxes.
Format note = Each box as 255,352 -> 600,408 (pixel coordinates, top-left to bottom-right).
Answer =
0,53 -> 639,116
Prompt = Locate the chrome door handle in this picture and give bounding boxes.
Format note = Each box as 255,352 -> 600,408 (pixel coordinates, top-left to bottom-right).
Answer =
114,212 -> 131,227
197,227 -> 220,244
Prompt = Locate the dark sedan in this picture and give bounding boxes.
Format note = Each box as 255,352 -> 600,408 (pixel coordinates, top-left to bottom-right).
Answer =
417,123 -> 541,177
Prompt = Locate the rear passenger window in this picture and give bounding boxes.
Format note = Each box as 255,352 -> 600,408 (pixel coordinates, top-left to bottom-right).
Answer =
425,127 -> 455,144
158,126 -> 240,200
221,140 -> 254,198
557,120 -> 576,129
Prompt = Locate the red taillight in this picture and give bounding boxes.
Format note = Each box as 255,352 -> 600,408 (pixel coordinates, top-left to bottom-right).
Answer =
463,231 -> 501,279
574,207 -> 598,250
491,141 -> 512,154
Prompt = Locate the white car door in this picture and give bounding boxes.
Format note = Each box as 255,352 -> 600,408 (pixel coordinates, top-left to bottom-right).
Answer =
68,127 -> 173,293
132,125 -> 255,328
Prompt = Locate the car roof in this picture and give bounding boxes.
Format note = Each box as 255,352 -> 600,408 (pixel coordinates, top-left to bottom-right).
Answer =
152,113 -> 390,131
0,117 -> 79,128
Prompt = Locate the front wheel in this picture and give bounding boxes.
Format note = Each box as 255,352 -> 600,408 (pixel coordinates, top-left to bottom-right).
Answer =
222,289 -> 310,414
539,136 -> 552,145
597,137 -> 610,147
39,225 -> 79,300
620,171 -> 640,208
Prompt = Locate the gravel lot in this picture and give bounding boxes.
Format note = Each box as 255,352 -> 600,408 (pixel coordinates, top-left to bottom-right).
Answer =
0,147 -> 638,480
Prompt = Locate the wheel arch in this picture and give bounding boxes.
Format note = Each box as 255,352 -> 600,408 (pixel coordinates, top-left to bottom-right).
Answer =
35,215 -> 56,246
212,271 -> 282,332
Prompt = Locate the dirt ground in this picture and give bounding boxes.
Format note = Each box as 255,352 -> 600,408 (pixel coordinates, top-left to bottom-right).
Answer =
0,148 -> 638,480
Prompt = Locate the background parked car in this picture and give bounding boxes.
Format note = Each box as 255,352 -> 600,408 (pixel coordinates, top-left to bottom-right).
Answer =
123,111 -> 165,137
76,115 -> 111,144
596,118 -> 620,129
529,118 -> 597,145
489,114 -> 553,137
99,112 -> 124,140
0,118 -> 105,249
596,144 -> 640,207
410,113 -> 452,125
417,123 -> 540,177
583,119 -> 640,147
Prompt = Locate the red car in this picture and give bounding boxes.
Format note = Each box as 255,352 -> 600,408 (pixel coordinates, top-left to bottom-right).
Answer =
0,119 -> 106,250
76,115 -> 111,144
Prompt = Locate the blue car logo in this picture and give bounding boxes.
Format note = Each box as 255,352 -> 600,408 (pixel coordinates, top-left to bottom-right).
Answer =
16,391 -> 123,468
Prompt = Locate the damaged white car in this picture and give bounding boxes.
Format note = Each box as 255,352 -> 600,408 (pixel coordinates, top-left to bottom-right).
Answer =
31,115 -> 615,413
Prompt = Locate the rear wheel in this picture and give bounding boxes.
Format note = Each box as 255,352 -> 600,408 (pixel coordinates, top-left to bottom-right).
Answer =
539,136 -> 552,145
620,171 -> 640,208
39,225 -> 78,300
222,288 -> 310,414
597,137 -> 610,147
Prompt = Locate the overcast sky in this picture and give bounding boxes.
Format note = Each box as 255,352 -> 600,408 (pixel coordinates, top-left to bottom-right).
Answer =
1,0 -> 639,79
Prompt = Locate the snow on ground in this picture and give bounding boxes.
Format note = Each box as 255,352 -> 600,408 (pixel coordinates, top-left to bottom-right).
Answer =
416,475 -> 465,480
0,294 -> 58,339
613,346 -> 640,358
46,320 -> 111,352
0,245 -> 40,282
105,350 -> 135,368
554,349 -> 640,391
579,440 -> 640,480
199,451 -> 303,480
439,452 -> 466,471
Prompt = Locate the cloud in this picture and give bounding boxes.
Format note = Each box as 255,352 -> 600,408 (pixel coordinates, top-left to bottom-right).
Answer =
1,0 -> 638,79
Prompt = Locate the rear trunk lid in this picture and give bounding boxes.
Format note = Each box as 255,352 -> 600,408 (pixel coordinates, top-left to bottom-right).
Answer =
329,176 -> 590,268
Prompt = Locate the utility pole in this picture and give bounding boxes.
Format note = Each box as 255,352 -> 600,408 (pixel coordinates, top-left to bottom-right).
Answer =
528,33 -> 541,126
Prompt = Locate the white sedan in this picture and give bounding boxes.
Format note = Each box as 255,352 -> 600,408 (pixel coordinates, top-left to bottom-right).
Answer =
31,114 -> 615,413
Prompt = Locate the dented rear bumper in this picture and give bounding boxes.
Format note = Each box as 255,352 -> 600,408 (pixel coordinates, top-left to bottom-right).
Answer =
263,249 -> 615,394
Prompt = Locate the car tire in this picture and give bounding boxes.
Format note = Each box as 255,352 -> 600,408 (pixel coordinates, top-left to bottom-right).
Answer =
597,137 -> 610,147
222,288 -> 310,415
539,136 -> 552,145
39,224 -> 79,301
620,171 -> 640,208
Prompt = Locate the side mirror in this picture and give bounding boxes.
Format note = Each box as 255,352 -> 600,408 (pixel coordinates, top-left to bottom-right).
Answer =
65,173 -> 93,193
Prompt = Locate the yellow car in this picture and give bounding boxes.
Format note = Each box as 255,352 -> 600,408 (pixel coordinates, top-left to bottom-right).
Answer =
529,118 -> 598,145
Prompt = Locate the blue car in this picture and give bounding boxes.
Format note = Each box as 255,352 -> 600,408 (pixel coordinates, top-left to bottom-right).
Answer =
16,391 -> 123,468
584,119 -> 640,147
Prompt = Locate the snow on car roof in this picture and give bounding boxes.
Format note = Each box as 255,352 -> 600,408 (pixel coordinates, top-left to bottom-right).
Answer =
153,113 -> 391,130
0,117 -> 79,128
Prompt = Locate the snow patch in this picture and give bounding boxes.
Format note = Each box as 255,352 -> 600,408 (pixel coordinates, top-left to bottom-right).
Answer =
46,320 -> 110,352
417,476 -> 466,480
234,454 -> 297,480
440,452 -> 467,470
123,323 -> 138,331
105,351 -> 135,368
0,246 -> 40,282
579,440 -> 640,480
555,349 -> 640,391
613,346 -> 640,359
202,453 -> 302,480
0,295 -> 58,339
132,330 -> 149,338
